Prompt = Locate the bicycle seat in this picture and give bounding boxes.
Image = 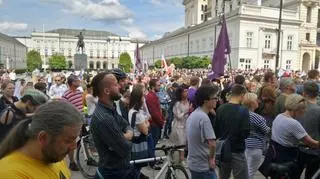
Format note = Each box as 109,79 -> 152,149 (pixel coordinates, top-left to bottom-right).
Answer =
268,162 -> 297,176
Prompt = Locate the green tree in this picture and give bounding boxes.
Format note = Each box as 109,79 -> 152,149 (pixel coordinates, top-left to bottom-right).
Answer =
27,50 -> 42,71
119,52 -> 133,72
48,54 -> 67,70
154,59 -> 161,68
68,60 -> 73,69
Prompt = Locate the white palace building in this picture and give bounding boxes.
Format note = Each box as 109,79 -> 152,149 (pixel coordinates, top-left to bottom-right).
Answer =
140,0 -> 320,72
15,29 -> 145,70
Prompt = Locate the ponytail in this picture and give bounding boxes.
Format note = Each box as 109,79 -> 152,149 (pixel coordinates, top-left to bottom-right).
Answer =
0,119 -> 32,159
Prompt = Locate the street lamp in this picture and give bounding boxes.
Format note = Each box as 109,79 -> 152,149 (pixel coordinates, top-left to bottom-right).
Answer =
275,0 -> 283,72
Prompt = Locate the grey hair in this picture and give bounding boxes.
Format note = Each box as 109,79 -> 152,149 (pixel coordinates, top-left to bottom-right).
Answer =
0,100 -> 83,159
279,77 -> 295,91
284,94 -> 306,111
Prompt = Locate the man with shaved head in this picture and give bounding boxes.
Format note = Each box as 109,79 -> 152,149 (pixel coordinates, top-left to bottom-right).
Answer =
90,72 -> 133,178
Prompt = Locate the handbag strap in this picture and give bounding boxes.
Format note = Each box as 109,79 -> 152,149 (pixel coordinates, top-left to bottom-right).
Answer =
130,111 -> 138,129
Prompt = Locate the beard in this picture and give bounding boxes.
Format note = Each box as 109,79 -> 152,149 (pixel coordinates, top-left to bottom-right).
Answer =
42,140 -> 69,163
110,92 -> 121,101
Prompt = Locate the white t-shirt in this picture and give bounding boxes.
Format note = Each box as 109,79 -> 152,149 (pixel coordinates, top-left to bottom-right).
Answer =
128,109 -> 149,136
272,114 -> 308,147
86,94 -> 98,115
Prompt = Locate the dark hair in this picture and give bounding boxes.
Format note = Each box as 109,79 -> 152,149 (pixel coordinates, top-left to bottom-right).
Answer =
34,83 -> 47,93
230,84 -> 247,97
263,71 -> 275,83
129,84 -> 144,110
1,81 -> 14,90
91,71 -> 109,97
234,75 -> 245,85
304,81 -> 319,98
175,84 -> 189,102
195,85 -> 219,107
201,78 -> 211,86
149,79 -> 158,89
308,70 -> 319,80
0,101 -> 83,159
190,76 -> 200,86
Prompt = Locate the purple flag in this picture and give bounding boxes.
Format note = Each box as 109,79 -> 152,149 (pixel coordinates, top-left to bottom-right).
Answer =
208,15 -> 231,80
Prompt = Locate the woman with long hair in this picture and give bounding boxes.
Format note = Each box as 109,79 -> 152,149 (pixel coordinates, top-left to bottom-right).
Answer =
170,84 -> 190,164
128,84 -> 150,179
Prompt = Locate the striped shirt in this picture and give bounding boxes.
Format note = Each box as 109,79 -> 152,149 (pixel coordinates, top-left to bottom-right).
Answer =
90,101 -> 132,169
245,111 -> 270,149
62,89 -> 83,112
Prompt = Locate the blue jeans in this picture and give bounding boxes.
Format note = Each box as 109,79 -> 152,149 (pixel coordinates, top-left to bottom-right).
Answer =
190,170 -> 217,179
94,167 -> 132,179
164,105 -> 173,137
150,124 -> 162,147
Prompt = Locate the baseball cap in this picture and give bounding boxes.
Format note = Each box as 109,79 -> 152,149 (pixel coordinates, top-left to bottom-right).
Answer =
22,89 -> 49,105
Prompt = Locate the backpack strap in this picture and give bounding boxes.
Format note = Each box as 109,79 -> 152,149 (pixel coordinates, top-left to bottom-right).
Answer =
4,106 -> 15,125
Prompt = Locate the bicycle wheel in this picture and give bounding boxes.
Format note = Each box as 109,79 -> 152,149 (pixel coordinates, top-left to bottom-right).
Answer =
165,165 -> 189,179
76,137 -> 99,179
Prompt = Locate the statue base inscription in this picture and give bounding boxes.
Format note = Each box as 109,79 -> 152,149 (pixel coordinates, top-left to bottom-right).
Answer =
74,54 -> 87,70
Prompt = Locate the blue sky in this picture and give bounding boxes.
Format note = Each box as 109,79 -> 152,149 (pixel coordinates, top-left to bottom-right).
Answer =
0,0 -> 185,40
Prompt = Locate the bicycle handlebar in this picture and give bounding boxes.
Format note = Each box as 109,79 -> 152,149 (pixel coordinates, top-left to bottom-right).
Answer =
155,145 -> 186,152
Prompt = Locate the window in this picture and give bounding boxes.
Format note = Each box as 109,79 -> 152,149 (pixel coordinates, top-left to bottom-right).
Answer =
190,41 -> 193,52
286,60 -> 292,70
68,49 -> 72,57
97,50 -> 100,58
90,49 -> 93,58
112,64 -> 115,68
230,4 -> 232,11
245,59 -> 251,70
246,32 -> 253,48
239,58 -> 251,70
307,7 -> 312,23
306,33 -> 310,41
287,35 -> 293,50
112,51 -> 114,59
37,48 -> 41,53
45,48 -> 48,57
60,48 -> 64,55
103,50 -> 107,58
264,60 -> 270,69
51,48 -> 55,55
264,35 -> 271,49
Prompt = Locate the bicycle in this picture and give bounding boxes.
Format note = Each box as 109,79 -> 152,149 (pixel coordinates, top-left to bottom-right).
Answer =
130,145 -> 189,179
76,123 -> 99,179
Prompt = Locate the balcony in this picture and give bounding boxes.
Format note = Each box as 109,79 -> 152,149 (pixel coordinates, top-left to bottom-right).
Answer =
262,48 -> 276,54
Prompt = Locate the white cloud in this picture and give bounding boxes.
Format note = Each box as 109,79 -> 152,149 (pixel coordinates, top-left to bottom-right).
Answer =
149,0 -> 183,7
121,26 -> 147,40
0,21 -> 28,32
41,0 -> 133,23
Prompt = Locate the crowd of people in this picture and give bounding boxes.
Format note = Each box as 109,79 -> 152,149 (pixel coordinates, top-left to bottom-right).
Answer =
0,67 -> 319,179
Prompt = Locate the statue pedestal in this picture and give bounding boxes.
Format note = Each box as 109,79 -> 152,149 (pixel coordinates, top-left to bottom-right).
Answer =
74,54 -> 87,70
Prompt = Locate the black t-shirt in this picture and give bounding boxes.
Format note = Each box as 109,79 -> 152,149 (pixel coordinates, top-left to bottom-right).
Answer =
0,104 -> 27,143
215,103 -> 250,153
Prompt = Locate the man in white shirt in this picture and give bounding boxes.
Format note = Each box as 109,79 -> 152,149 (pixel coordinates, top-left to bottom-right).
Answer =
48,76 -> 68,99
